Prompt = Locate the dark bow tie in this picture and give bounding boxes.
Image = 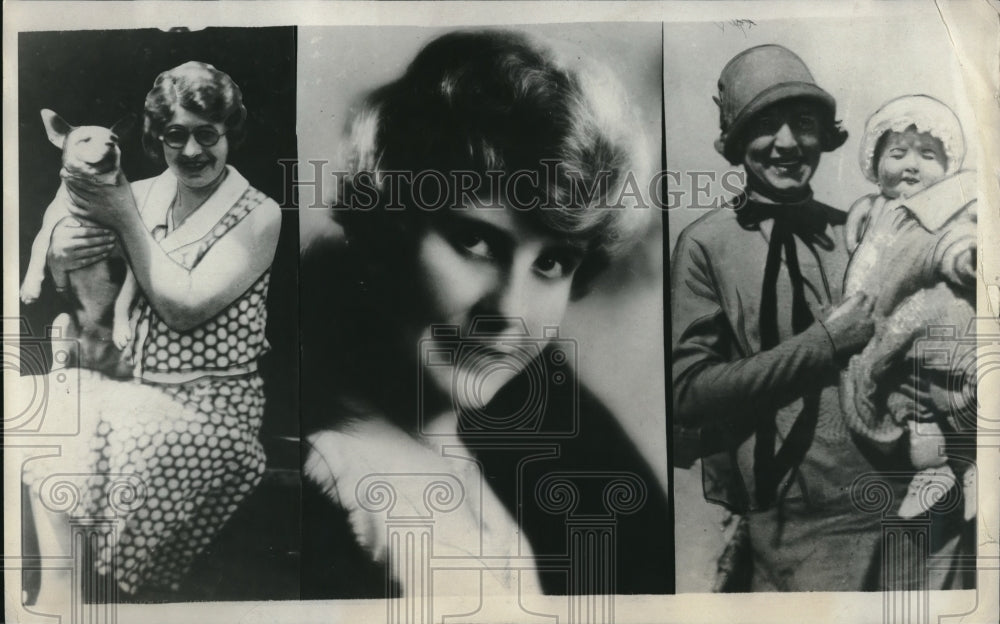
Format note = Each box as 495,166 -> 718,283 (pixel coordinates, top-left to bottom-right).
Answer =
736,194 -> 830,238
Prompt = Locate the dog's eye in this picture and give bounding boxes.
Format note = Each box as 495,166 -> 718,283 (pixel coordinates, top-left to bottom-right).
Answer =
78,137 -> 92,143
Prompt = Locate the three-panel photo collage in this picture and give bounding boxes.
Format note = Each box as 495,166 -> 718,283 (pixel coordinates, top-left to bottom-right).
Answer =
10,11 -> 987,621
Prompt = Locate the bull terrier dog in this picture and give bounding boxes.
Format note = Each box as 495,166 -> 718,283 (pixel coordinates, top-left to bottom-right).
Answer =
20,109 -> 137,377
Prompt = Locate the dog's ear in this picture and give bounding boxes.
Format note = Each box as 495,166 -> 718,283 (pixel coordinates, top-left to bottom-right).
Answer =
40,109 -> 74,148
111,114 -> 137,139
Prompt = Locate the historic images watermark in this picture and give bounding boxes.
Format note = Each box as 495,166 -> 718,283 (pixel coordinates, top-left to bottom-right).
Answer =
5,317 -> 131,623
298,313 -> 653,623
343,468 -> 648,624
5,318 -> 81,436
278,159 -> 747,212
848,317 -> 1000,622
417,320 -> 579,438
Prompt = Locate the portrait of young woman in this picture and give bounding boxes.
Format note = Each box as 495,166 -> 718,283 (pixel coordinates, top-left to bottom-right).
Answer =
296,24 -> 672,608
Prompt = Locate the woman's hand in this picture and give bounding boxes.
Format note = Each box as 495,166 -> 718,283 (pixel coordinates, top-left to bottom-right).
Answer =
64,170 -> 138,230
47,216 -> 117,275
822,293 -> 876,358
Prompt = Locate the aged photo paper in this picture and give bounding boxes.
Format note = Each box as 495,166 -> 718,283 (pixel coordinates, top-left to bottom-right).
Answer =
3,2 -> 998,624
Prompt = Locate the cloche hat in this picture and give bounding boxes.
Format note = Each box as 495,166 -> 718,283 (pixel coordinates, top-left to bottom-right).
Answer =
714,44 -> 846,164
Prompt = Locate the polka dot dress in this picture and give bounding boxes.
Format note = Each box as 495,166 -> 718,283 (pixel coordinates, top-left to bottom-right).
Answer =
137,274 -> 270,377
136,188 -> 271,379
24,184 -> 275,595
82,375 -> 266,592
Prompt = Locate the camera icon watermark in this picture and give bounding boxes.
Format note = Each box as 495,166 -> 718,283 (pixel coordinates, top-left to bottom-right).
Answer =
912,317 -> 1000,437
417,317 -> 578,437
4,316 -> 81,435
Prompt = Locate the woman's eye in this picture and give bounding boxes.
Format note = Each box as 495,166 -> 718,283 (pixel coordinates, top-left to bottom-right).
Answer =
460,234 -> 492,258
534,250 -> 580,280
534,256 -> 563,279
446,226 -> 494,259
795,115 -> 817,131
440,219 -> 503,261
754,117 -> 778,134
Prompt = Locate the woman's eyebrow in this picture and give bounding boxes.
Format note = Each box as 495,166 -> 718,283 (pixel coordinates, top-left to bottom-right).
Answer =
442,211 -> 590,255
551,238 -> 589,255
445,212 -> 517,246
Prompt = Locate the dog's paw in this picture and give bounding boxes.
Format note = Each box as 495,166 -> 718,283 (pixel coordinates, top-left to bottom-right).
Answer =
20,280 -> 42,304
112,325 -> 132,350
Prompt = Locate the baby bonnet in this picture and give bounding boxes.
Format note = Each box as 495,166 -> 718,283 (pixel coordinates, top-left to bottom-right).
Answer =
859,94 -> 965,183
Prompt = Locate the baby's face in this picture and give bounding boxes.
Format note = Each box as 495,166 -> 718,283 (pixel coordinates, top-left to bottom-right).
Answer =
876,127 -> 948,199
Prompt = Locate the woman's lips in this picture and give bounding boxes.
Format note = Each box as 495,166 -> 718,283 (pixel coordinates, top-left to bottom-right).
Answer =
179,160 -> 212,173
770,159 -> 804,174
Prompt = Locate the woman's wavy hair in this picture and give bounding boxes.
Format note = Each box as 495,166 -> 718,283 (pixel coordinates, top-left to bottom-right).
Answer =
141,61 -> 247,162
334,29 -> 652,298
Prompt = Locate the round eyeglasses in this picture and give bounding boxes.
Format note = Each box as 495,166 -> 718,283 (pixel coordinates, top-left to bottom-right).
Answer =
159,125 -> 224,149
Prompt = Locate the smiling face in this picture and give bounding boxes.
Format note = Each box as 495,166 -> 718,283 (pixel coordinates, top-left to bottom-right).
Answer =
402,200 -> 584,413
161,108 -> 229,190
741,99 -> 825,199
62,126 -> 121,178
876,127 -> 948,199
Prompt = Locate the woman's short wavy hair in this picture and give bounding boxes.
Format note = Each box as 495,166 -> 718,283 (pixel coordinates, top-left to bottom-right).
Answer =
334,29 -> 652,298
141,61 -> 247,162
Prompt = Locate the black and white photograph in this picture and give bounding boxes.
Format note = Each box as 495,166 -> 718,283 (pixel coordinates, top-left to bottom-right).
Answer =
297,22 -> 672,611
3,2 -> 999,624
666,16 -> 982,594
10,25 -> 300,606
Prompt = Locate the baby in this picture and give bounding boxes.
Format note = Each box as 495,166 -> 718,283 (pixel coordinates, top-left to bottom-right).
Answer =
840,95 -> 977,519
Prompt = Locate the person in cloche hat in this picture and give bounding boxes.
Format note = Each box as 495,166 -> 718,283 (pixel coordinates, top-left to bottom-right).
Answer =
671,44 -> 905,591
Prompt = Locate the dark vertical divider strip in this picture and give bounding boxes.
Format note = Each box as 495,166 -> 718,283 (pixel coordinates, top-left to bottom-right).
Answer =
660,20 -> 677,595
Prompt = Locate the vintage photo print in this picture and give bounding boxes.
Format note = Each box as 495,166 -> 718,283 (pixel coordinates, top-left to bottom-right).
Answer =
9,25 -> 300,609
3,2 -> 998,624
666,14 -> 982,596
297,22 -> 671,613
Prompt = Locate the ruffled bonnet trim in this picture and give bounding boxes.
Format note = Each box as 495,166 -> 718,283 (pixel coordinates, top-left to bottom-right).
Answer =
859,94 -> 965,183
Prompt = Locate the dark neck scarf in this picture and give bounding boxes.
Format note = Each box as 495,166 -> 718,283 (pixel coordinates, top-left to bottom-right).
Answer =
734,190 -> 828,346
736,191 -> 826,511
760,217 -> 814,349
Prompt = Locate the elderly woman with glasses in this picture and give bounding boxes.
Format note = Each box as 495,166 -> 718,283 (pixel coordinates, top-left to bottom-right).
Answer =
26,60 -> 281,602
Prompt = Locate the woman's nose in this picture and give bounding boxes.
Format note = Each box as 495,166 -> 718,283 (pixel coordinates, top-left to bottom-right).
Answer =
478,270 -> 531,329
182,134 -> 203,156
773,123 -> 798,151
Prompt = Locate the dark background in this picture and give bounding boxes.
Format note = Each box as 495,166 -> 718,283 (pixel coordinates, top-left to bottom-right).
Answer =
17,27 -> 300,601
17,26 -> 299,451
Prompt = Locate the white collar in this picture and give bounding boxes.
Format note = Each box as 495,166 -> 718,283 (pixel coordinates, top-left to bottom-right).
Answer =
139,165 -> 249,253
894,170 -> 977,232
